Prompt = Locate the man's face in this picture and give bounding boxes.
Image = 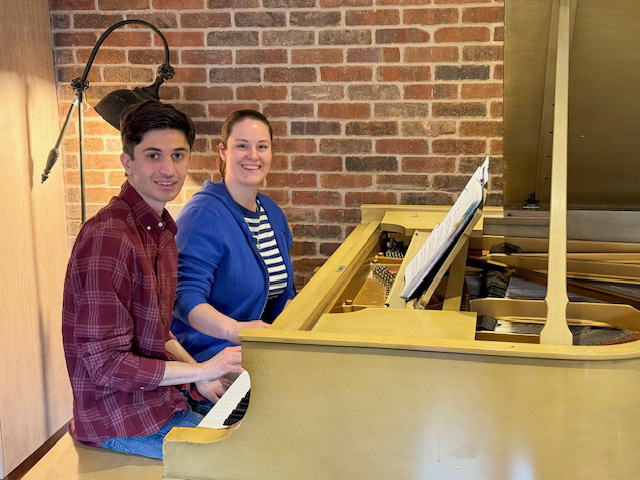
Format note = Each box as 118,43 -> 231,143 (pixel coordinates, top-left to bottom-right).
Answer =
120,128 -> 191,215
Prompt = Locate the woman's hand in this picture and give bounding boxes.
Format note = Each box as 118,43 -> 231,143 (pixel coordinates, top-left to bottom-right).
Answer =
228,320 -> 270,344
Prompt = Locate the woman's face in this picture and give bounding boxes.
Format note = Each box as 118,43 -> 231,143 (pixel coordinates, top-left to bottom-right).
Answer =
219,118 -> 272,190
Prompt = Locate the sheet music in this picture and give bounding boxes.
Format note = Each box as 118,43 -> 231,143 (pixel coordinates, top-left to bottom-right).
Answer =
401,157 -> 489,299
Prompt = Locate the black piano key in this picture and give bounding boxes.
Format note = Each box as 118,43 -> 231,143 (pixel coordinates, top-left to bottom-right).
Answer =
222,390 -> 251,426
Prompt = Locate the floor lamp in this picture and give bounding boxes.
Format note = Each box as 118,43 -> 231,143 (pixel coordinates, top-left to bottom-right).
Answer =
41,20 -> 175,223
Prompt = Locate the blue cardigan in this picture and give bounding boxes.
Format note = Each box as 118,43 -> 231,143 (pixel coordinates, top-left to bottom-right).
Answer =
171,181 -> 296,361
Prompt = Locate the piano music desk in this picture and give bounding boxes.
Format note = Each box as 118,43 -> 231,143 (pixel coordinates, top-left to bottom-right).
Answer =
21,433 -> 162,480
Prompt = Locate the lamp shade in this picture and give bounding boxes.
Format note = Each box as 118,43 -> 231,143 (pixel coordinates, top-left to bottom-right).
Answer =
95,85 -> 161,130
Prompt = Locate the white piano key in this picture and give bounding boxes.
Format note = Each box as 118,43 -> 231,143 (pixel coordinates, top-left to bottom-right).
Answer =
198,371 -> 251,429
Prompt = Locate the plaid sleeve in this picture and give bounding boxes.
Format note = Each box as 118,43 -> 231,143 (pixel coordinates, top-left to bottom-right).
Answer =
71,229 -> 166,392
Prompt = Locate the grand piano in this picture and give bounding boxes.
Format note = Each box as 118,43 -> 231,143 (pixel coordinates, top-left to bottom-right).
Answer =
163,1 -> 640,478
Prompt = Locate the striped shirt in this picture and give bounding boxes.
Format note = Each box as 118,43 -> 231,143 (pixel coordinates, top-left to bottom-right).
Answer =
239,199 -> 288,299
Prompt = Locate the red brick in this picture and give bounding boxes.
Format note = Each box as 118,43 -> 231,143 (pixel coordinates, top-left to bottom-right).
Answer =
208,31 -> 259,46
292,49 -> 343,64
283,206 -> 318,223
53,32 -> 98,47
261,189 -> 290,205
347,47 -> 400,63
318,103 -> 370,119
345,192 -> 397,207
290,11 -> 342,27
210,67 -> 260,83
127,49 -> 164,65
292,191 -> 342,206
291,241 -> 318,256
73,13 -> 123,29
193,120 -> 223,135
378,0 -> 432,4
180,12 -> 230,28
320,174 -> 372,188
102,31 -> 152,47
275,139 -> 317,153
74,48 -> 125,65
124,12 -> 178,28
292,156 -> 343,171
236,49 -> 287,64
292,224 -> 342,239
402,156 -> 456,173
462,6 -> 504,23
374,103 -> 429,118
172,67 -> 207,83
320,66 -> 373,82
270,155 -> 289,171
83,154 -> 122,169
376,139 -> 428,154
154,32 -> 204,47
264,67 -> 316,83
320,139 -> 372,154
401,120 -> 456,136
320,30 -> 372,46
432,102 -> 486,117
263,103 -> 314,118
377,174 -> 429,188
461,83 -> 503,99
434,27 -> 490,43
319,242 -> 342,256
494,64 -> 504,80
432,139 -> 486,154
155,0 -> 203,7
291,122 -> 341,136
208,103 -> 260,118
404,46 -> 458,62
346,10 -> 400,26
85,186 -> 122,203
319,208 -> 362,224
459,121 -> 503,137
404,8 -> 458,25
103,66 -> 154,83
345,156 -> 398,172
463,45 -> 503,61
174,103 -> 206,118
237,86 -> 287,101
490,101 -> 503,118
321,0 -> 371,6
184,86 -> 233,101
432,175 -> 472,191
98,0 -> 149,10
494,26 -> 504,42
401,192 -> 454,205
262,31 -> 314,46
404,84 -> 457,100
182,49 -> 232,65
490,139 -> 503,154
209,0 -> 259,7
376,28 -> 430,44
434,0 -> 489,3
292,86 -> 344,101
64,170 -> 107,186
50,0 -> 95,9
347,85 -> 400,101
377,66 -> 431,82
346,121 -> 397,136
265,0 -> 315,6
266,173 -> 317,188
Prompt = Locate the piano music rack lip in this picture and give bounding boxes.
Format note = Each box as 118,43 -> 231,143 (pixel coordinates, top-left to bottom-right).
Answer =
239,327 -> 640,362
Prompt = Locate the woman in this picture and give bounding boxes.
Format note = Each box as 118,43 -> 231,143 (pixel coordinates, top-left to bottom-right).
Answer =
171,110 -> 295,362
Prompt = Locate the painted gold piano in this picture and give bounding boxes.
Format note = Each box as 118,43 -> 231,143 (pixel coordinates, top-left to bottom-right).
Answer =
164,0 -> 640,478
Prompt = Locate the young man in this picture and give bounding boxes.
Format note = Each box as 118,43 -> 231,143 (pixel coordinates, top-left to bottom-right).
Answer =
62,101 -> 240,459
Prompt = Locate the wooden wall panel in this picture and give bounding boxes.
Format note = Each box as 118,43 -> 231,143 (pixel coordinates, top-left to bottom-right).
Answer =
0,0 -> 73,476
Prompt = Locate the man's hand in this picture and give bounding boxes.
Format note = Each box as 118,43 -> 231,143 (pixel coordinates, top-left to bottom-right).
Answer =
200,346 -> 243,380
228,320 -> 270,344
195,377 -> 232,403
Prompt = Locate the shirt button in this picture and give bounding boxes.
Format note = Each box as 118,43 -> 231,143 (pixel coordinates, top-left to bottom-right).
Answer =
158,222 -> 163,228
146,226 -> 151,231
140,387 -> 145,390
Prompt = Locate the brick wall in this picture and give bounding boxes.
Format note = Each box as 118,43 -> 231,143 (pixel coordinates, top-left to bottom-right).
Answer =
49,0 -> 504,287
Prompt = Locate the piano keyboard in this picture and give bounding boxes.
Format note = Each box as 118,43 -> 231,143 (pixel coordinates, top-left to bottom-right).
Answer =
198,370 -> 251,429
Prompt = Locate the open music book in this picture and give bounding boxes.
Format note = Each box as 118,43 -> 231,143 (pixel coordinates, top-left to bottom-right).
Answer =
401,157 -> 489,299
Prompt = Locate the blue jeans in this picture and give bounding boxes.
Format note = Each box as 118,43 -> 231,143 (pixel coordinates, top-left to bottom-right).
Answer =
100,409 -> 203,459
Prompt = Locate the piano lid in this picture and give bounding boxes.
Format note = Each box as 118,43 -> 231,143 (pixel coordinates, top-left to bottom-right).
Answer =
504,0 -> 640,211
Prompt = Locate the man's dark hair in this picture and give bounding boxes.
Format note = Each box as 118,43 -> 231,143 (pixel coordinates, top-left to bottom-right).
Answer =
120,100 -> 196,157
219,109 -> 273,177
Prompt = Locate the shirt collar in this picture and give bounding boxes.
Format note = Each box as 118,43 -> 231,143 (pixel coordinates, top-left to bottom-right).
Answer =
119,181 -> 178,239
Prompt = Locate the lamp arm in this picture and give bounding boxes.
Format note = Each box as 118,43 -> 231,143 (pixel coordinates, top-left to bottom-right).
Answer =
78,19 -> 173,89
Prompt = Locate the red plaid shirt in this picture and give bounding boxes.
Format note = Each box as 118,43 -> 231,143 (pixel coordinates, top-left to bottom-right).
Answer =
62,181 -> 187,446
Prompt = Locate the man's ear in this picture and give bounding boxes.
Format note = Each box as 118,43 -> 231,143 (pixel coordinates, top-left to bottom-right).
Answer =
120,152 -> 133,175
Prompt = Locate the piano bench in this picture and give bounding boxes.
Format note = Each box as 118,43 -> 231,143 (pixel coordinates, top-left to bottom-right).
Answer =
20,433 -> 162,480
